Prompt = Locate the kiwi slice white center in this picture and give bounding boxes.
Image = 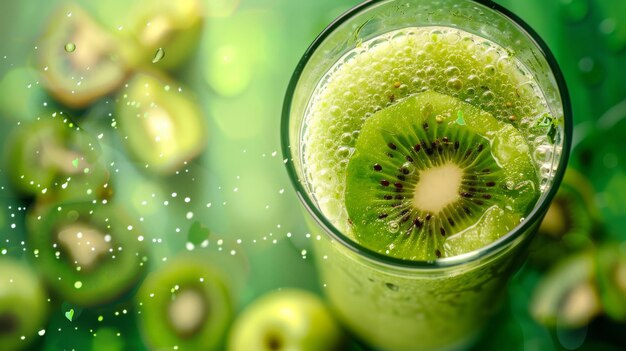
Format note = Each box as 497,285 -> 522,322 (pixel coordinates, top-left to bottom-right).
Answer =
412,162 -> 463,214
168,288 -> 207,337
345,91 -> 539,261
57,223 -> 110,271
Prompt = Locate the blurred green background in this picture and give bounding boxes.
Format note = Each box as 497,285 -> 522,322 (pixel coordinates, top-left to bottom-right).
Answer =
0,0 -> 625,350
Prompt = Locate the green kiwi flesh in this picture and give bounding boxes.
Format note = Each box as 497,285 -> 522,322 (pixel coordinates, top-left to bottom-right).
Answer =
136,255 -> 232,351
116,72 -> 206,175
5,116 -> 110,202
530,251 -> 601,328
38,5 -> 128,108
28,202 -> 146,307
0,258 -> 48,351
345,91 -> 539,260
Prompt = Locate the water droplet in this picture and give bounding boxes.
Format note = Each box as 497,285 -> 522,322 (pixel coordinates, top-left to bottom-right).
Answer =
152,47 -> 165,63
447,78 -> 463,91
64,42 -> 76,53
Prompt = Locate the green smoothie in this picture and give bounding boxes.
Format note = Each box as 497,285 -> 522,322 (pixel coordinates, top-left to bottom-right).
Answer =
301,26 -> 561,350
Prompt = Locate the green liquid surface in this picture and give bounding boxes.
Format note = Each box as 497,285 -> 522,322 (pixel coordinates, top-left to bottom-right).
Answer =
303,26 -> 554,259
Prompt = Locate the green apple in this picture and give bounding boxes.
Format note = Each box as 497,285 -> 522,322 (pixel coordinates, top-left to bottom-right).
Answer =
227,289 -> 345,351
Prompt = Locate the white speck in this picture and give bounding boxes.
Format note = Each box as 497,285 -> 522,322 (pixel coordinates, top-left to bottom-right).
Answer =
138,236 -> 144,242
186,242 -> 195,251
271,151 -> 277,157
217,239 -> 223,245
230,250 -> 236,256
171,192 -> 177,198
184,197 -> 190,203
206,202 -> 212,208
38,329 -> 46,336
279,189 -> 284,194
127,225 -> 133,231
286,232 -> 292,238
186,212 -> 193,220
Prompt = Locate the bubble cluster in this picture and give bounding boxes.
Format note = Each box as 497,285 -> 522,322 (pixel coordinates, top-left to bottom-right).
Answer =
302,26 -> 560,230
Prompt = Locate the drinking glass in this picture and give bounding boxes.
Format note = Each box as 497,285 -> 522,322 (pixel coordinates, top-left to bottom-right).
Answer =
282,1 -> 571,350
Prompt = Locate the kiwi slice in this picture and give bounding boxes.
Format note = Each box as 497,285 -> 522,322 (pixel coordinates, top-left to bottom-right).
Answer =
136,255 -> 232,351
0,258 -> 48,351
595,243 -> 626,322
123,0 -> 203,69
116,72 -> 206,175
5,116 -> 110,202
27,201 -> 146,307
530,251 -> 601,328
38,5 -> 128,108
345,91 -> 539,260
530,168 -> 597,268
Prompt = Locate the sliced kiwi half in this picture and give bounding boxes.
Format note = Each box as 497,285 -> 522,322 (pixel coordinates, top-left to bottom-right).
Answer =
136,255 -> 232,351
5,116 -> 110,202
530,168 -> 597,268
530,251 -> 601,328
38,5 -> 128,108
27,201 -> 146,307
345,91 -> 539,260
0,258 -> 48,351
116,72 -> 206,175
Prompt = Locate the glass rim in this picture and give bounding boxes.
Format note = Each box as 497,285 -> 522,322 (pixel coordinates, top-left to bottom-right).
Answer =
281,0 -> 572,270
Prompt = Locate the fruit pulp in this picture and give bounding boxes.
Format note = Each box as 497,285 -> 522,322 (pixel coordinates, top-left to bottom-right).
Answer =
302,26 -> 562,351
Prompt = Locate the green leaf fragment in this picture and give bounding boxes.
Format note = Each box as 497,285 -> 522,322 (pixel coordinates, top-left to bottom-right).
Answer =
65,308 -> 75,321
456,110 -> 465,125
152,47 -> 165,63
538,114 -> 553,127
72,158 -> 79,168
188,221 -> 211,245
536,114 -> 559,144
547,125 -> 557,144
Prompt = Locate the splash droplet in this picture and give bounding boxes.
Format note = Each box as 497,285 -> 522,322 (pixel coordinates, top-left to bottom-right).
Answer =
64,42 -> 76,53
152,47 -> 165,63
